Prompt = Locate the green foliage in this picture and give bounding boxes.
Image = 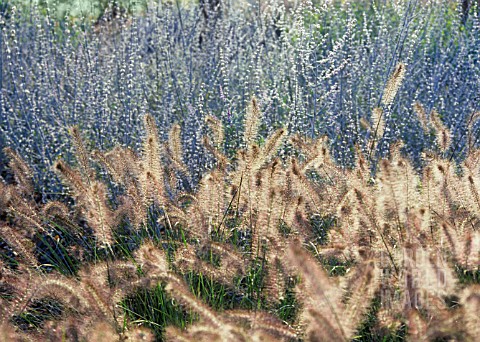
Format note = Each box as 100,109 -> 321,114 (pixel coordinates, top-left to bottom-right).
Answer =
121,284 -> 191,340
353,296 -> 408,342
12,298 -> 63,332
454,265 -> 480,285
9,0 -> 150,20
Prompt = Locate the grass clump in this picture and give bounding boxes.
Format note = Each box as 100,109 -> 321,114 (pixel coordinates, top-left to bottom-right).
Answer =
1,92 -> 479,340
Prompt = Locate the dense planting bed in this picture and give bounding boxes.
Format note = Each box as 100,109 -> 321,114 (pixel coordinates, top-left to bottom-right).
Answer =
0,1 -> 479,341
